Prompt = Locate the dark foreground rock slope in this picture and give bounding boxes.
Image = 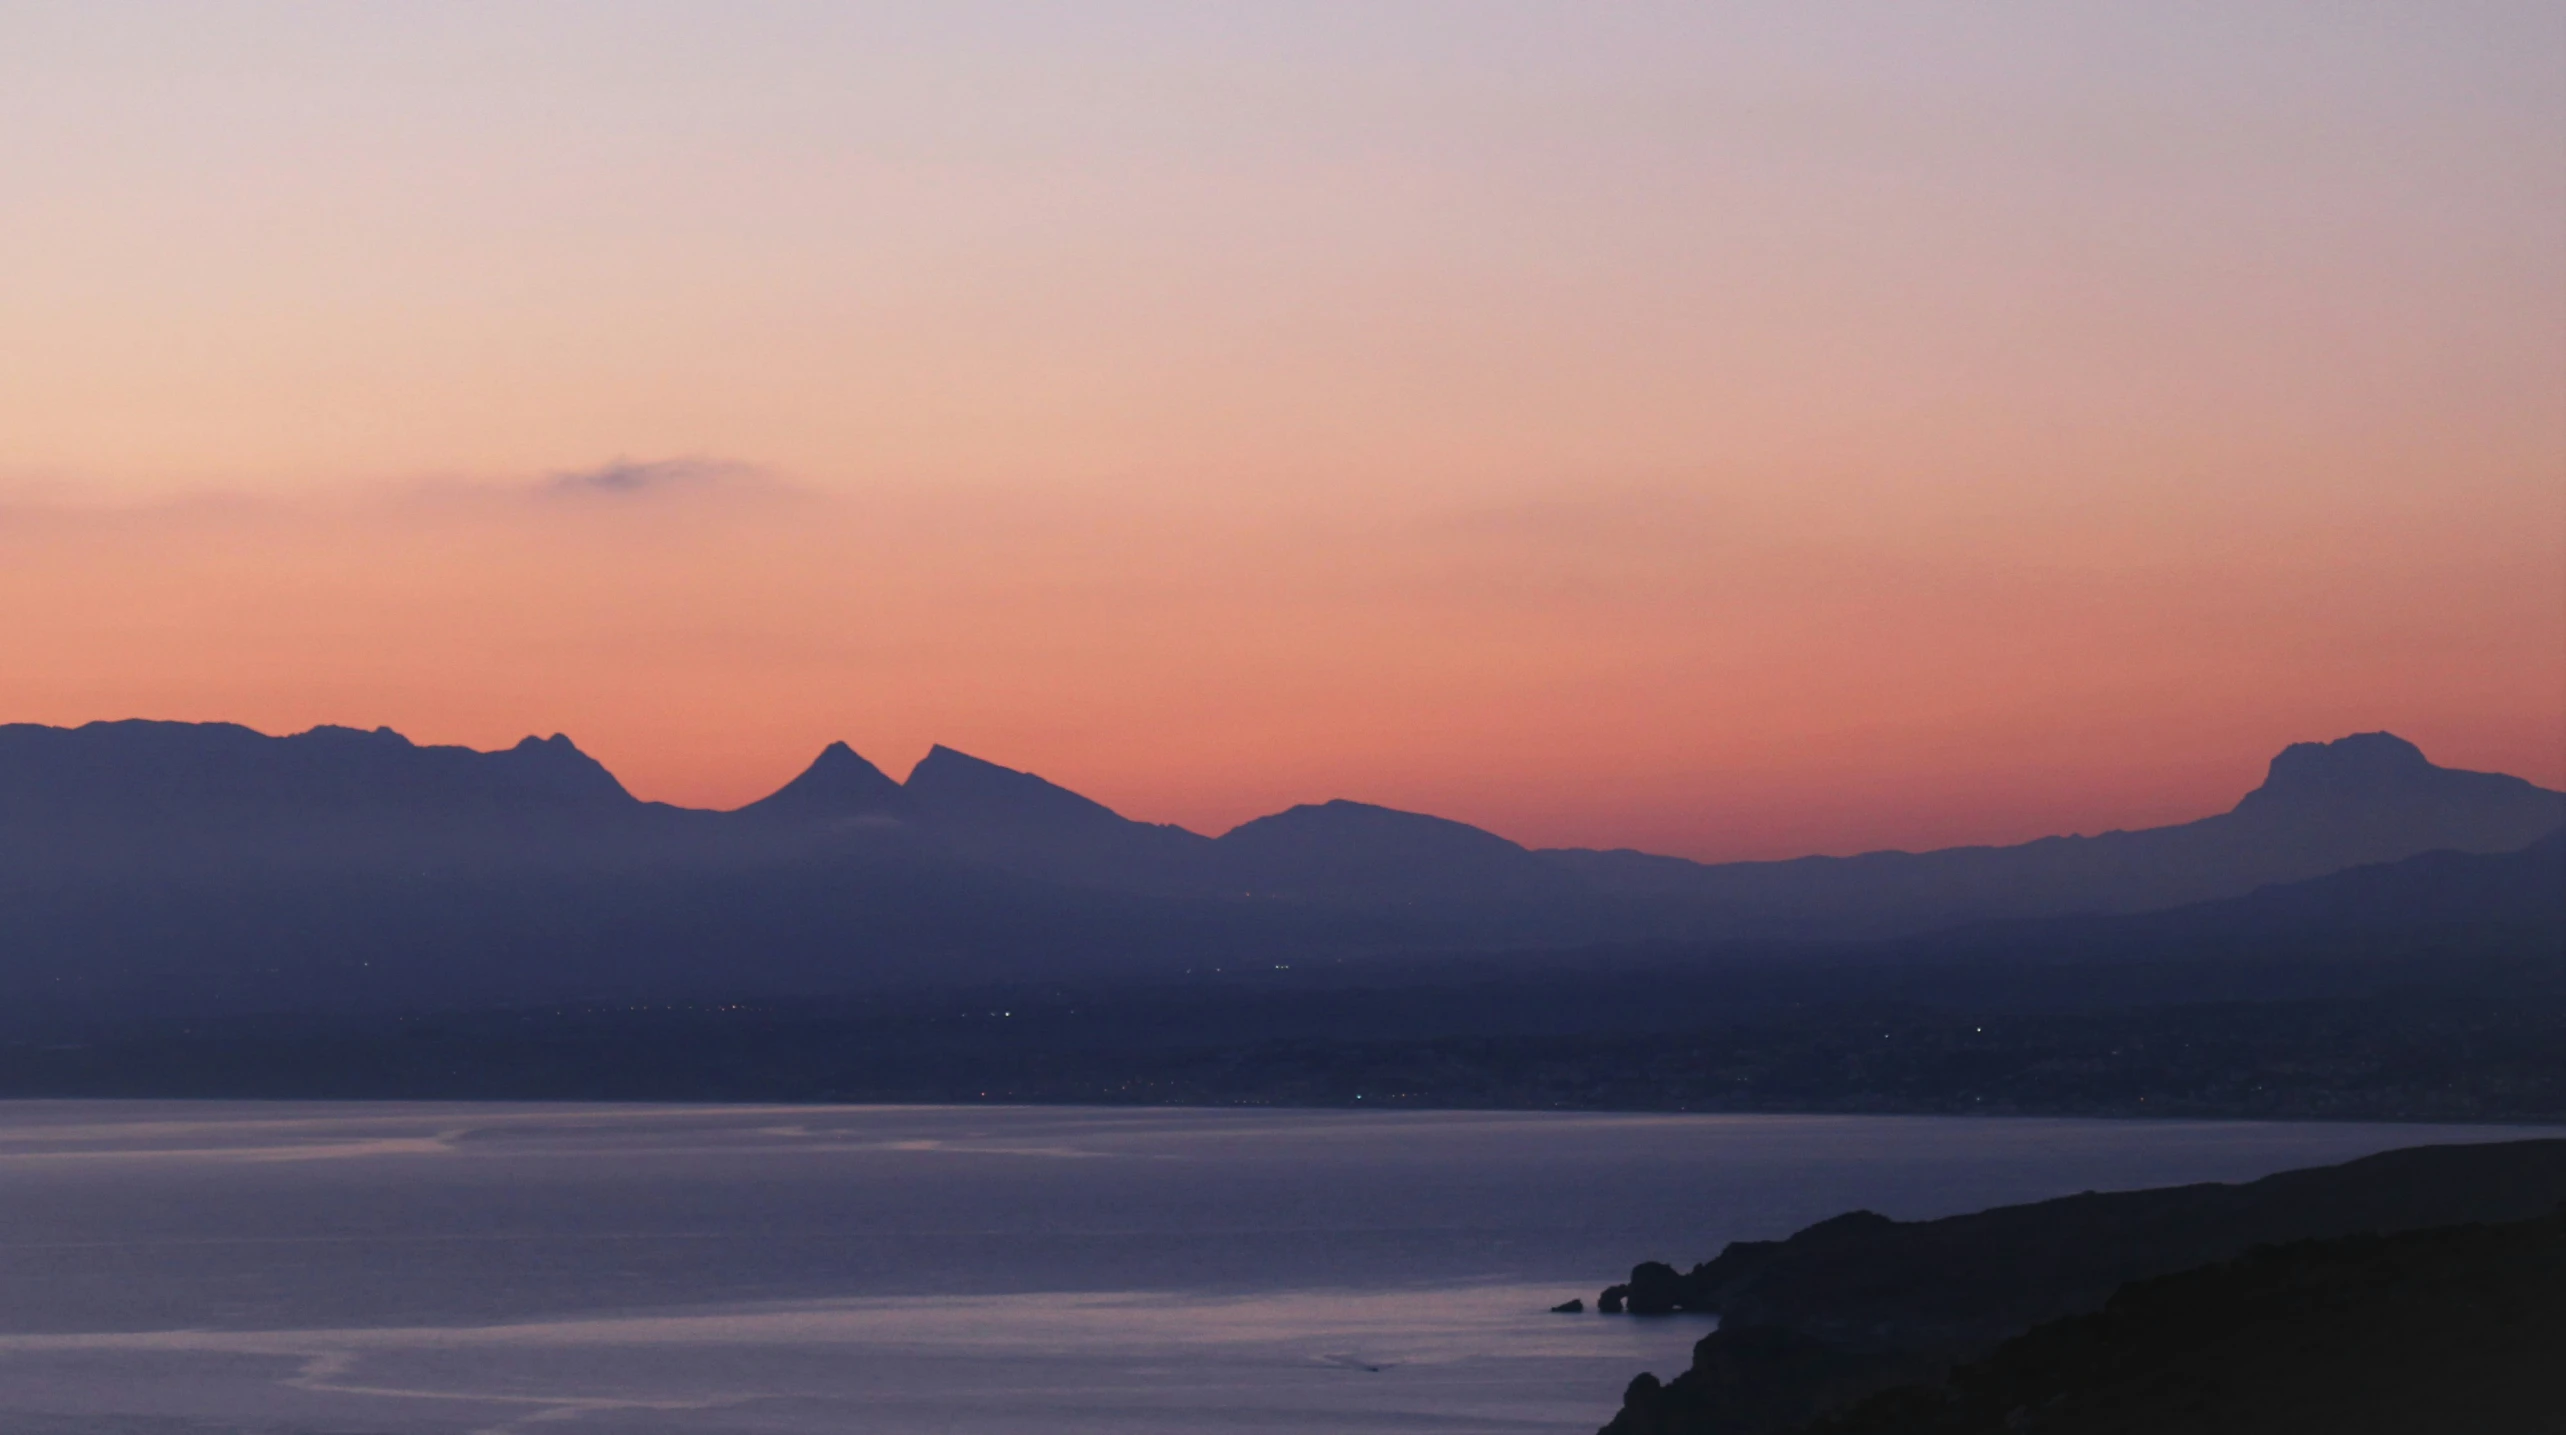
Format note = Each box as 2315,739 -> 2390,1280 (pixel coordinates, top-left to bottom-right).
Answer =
1596,1139 -> 2566,1435
1804,1206 -> 2566,1435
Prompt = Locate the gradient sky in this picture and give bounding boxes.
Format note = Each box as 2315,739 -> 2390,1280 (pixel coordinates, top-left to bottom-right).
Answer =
3,2 -> 2561,860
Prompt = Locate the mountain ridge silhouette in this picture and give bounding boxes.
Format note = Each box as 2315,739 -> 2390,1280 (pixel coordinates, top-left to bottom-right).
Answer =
1,720 -> 2557,941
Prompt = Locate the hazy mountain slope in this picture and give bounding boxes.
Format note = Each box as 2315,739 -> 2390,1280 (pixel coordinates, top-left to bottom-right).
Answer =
900,744 -> 1217,891
2191,821 -> 2566,928
1873,825 -> 2566,978
1546,734 -> 2566,938
4,834 -> 2560,1106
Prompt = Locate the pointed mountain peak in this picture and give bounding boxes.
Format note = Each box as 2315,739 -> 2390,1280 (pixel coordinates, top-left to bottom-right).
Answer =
807,739 -> 869,769
739,741 -> 912,822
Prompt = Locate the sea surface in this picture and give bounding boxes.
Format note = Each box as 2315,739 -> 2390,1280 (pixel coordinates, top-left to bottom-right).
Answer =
0,1102 -> 2551,1434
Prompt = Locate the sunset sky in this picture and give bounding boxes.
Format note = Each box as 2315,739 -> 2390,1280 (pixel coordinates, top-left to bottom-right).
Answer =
3,3 -> 2560,861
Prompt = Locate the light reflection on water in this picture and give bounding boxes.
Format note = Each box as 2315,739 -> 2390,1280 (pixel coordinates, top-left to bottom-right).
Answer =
0,1284 -> 1695,1434
0,1101 -> 2549,1433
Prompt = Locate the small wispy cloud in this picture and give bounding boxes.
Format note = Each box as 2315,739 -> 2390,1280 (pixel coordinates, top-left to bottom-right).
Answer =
542,456 -> 761,497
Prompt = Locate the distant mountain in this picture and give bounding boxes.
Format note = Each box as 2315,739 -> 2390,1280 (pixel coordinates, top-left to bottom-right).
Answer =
1212,800 -> 1577,904
1540,732 -> 2566,938
901,745 -> 1214,891
0,719 -> 635,824
0,720 -> 671,870
863,730 -> 2563,937
734,741 -> 916,831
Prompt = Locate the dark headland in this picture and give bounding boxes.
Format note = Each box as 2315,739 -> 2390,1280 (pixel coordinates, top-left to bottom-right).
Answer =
1590,1139 -> 2566,1434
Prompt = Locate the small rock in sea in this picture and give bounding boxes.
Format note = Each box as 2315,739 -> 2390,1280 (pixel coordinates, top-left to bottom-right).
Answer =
1550,1298 -> 1586,1313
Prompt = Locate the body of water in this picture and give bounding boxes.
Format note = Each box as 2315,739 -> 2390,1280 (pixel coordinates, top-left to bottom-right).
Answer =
0,1101 -> 2549,1433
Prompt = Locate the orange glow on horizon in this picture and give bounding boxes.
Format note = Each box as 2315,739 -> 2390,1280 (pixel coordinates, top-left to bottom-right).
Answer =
3,474 -> 2557,862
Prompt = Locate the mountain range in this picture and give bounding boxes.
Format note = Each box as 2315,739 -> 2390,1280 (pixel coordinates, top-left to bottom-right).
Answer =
0,719 -> 2557,1024
4,721 -> 2558,927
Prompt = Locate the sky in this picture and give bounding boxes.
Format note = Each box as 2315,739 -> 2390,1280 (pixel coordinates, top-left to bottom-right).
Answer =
2,2 -> 2561,861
